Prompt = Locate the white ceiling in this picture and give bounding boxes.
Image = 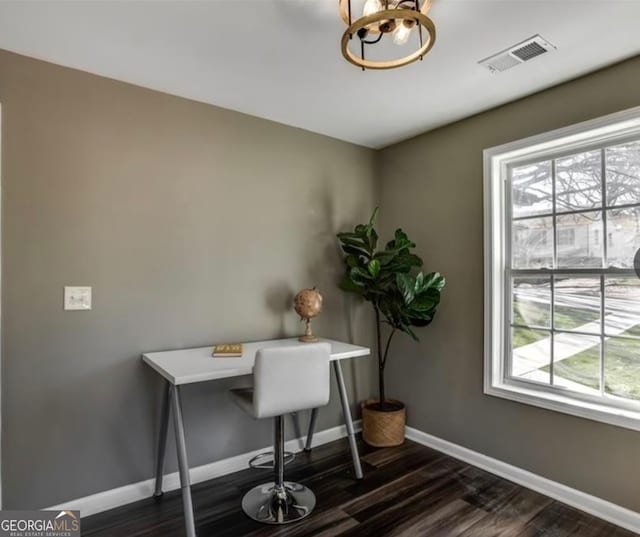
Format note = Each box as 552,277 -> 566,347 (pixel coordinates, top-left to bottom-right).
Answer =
0,0 -> 638,148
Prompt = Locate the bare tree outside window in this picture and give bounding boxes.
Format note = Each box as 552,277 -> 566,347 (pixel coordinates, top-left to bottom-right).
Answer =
510,138 -> 640,401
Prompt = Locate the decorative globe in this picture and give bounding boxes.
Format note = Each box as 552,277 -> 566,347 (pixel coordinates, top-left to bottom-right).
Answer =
294,287 -> 323,319
294,287 -> 323,342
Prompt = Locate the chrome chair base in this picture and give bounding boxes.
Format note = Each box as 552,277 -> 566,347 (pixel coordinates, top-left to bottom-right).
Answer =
241,481 -> 315,524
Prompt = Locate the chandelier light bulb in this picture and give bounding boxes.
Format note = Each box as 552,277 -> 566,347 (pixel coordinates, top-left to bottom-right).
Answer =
363,0 -> 384,17
393,21 -> 413,45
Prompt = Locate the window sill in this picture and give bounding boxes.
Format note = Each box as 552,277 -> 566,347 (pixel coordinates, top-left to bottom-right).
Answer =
486,381 -> 640,432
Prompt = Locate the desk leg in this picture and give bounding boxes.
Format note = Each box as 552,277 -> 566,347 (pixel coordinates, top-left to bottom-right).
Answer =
333,361 -> 363,480
304,408 -> 318,452
154,382 -> 172,497
172,386 -> 197,537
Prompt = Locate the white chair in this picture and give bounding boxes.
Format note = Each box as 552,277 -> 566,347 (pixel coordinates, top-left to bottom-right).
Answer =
229,342 -> 331,524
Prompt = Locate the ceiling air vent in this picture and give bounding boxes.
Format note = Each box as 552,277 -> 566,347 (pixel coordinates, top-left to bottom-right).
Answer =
478,35 -> 556,73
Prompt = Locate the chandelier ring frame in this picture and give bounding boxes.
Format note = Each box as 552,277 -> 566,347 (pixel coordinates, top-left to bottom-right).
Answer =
340,9 -> 436,70
338,0 -> 433,33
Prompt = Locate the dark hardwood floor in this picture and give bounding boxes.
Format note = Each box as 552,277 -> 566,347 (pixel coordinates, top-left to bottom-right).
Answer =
82,436 -> 637,537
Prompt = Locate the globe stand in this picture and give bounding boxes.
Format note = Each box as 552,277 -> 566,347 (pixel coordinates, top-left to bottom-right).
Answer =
299,318 -> 319,343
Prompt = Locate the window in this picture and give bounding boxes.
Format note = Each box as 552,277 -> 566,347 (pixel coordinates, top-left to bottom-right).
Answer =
484,107 -> 640,431
557,228 -> 575,247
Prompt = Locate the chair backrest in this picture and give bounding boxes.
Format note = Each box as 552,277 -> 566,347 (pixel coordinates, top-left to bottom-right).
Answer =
253,343 -> 331,419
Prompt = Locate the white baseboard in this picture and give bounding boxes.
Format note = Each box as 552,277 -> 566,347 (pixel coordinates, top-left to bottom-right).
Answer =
47,420 -> 361,518
405,426 -> 640,534
50,422 -> 637,532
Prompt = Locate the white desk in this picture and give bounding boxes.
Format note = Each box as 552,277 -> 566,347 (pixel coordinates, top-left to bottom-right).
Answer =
143,337 -> 370,537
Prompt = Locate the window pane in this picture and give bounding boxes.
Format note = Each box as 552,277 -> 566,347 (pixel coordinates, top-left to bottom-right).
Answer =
605,207 -> 640,268
605,337 -> 640,401
606,140 -> 640,206
553,334 -> 601,394
511,327 -> 550,383
553,276 -> 601,333
555,150 -> 602,212
513,277 -> 551,328
556,211 -> 602,268
511,161 -> 552,218
512,217 -> 553,269
605,277 -> 640,338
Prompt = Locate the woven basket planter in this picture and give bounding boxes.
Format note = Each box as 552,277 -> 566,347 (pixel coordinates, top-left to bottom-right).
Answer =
361,399 -> 406,447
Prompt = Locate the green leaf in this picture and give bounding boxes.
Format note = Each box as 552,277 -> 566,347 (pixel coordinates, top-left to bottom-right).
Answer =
393,229 -> 416,250
338,236 -> 368,249
377,271 -> 395,283
411,294 -> 438,311
387,254 -> 421,273
341,245 -> 370,258
409,316 -> 434,328
366,226 -> 378,251
388,263 -> 412,274
374,250 -> 399,265
394,228 -> 409,243
409,308 -> 438,327
351,266 -> 373,282
415,272 -> 424,292
423,271 -> 446,291
384,240 -> 416,255
367,259 -> 381,278
396,273 -> 415,305
336,231 -> 362,240
345,255 -> 360,268
419,286 -> 442,300
369,207 -> 379,226
339,275 -> 364,293
400,322 -> 419,341
407,302 -> 436,317
400,253 -> 423,268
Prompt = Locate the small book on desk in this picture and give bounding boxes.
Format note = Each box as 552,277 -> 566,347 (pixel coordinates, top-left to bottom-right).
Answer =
212,343 -> 243,357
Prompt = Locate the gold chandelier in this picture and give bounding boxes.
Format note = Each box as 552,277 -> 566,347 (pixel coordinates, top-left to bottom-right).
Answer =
339,0 -> 436,70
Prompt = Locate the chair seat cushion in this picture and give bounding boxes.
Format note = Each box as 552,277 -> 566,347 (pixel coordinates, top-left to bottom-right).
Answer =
230,387 -> 257,418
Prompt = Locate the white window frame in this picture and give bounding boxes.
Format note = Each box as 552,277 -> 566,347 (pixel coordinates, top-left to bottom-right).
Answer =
484,105 -> 640,432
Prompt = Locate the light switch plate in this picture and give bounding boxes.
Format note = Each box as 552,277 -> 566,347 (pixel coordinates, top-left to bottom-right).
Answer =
64,286 -> 92,310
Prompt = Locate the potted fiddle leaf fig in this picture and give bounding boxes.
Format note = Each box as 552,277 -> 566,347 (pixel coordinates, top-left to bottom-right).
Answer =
337,208 -> 445,447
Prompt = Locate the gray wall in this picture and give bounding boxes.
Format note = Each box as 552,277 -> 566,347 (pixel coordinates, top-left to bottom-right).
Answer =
0,50 -> 377,509
3,45 -> 639,513
379,55 -> 640,512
